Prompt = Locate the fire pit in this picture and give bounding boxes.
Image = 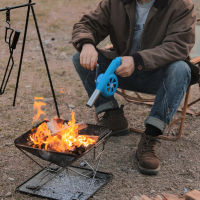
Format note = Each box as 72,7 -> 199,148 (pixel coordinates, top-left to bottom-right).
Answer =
15,114 -> 112,200
15,118 -> 111,167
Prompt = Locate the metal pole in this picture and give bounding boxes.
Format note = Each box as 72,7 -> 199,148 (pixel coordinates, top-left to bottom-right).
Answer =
1,54 -> 14,93
30,5 -> 60,118
0,50 -> 14,93
0,3 -> 35,12
13,0 -> 31,106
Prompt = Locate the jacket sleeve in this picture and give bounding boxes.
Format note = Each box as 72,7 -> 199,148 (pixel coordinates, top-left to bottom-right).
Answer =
136,1 -> 196,71
72,0 -> 111,51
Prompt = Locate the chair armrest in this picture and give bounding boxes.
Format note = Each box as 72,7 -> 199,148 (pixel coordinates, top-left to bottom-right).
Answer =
190,56 -> 200,65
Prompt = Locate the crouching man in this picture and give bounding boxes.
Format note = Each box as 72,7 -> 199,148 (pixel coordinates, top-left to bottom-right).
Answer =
71,0 -> 197,175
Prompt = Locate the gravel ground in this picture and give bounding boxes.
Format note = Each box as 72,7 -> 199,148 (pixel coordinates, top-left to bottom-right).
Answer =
0,0 -> 200,199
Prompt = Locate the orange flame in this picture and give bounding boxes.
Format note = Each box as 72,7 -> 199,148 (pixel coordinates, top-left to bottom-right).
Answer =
60,88 -> 65,94
34,97 -> 44,100
29,111 -> 98,153
33,97 -> 46,123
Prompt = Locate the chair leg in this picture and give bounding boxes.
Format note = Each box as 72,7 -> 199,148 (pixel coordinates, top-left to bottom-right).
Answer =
116,89 -> 154,103
129,86 -> 191,141
129,127 -> 144,134
187,97 -> 200,116
159,86 -> 191,141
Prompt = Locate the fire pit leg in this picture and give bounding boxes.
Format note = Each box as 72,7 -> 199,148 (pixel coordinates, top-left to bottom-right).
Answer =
19,148 -> 62,173
66,154 -> 103,195
64,142 -> 106,194
19,148 -> 45,169
81,160 -> 94,171
18,146 -> 105,194
88,152 -> 103,192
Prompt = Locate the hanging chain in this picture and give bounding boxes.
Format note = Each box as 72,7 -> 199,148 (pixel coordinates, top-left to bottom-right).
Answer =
6,7 -> 11,27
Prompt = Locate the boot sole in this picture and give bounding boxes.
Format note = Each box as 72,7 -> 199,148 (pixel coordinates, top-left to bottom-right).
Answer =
110,128 -> 130,137
135,151 -> 160,175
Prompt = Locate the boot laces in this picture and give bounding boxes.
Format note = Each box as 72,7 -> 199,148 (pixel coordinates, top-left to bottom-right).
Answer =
142,135 -> 160,157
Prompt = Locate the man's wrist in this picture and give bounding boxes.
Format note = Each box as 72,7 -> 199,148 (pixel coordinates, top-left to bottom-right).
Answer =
75,39 -> 95,51
132,53 -> 145,71
82,43 -> 95,49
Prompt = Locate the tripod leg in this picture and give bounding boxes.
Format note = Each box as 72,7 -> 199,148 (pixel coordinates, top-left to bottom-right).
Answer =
2,57 -> 15,93
31,5 -> 60,118
13,1 -> 31,106
0,50 -> 14,94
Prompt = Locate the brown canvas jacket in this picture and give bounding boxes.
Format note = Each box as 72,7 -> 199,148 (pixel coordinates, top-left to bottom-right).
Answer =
72,0 -> 198,82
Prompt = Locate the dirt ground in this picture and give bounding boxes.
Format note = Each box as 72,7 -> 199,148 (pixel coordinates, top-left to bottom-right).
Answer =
0,0 -> 200,199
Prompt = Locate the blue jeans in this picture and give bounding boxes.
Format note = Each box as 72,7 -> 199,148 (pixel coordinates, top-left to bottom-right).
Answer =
72,52 -> 191,132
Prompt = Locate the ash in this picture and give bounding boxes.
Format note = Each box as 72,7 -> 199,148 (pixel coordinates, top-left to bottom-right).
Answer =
17,166 -> 112,200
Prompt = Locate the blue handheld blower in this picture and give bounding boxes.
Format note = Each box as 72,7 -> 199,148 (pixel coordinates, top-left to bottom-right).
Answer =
87,57 -> 122,107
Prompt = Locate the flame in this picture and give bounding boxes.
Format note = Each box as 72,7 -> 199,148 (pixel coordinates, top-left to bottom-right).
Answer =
34,97 -> 44,100
33,97 -> 46,123
60,88 -> 65,94
29,111 -> 98,153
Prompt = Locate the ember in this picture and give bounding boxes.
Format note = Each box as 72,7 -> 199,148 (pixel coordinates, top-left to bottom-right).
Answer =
28,111 -> 98,153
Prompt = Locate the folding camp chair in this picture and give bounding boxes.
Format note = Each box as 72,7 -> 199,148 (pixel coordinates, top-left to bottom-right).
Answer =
116,19 -> 200,141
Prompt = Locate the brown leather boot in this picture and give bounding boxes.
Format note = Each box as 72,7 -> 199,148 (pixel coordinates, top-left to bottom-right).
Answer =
97,105 -> 129,136
136,134 -> 160,175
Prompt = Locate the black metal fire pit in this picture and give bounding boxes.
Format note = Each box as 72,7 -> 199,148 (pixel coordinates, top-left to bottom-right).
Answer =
15,119 -> 113,200
14,120 -> 112,167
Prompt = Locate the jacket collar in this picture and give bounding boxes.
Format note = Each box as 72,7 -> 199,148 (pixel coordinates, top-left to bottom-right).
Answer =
122,0 -> 168,10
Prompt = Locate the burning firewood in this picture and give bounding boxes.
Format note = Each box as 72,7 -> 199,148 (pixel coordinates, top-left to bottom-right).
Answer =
47,119 -> 88,136
28,111 -> 98,154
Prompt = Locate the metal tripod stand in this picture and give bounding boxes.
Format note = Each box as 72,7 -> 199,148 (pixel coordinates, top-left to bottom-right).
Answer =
0,0 -> 60,117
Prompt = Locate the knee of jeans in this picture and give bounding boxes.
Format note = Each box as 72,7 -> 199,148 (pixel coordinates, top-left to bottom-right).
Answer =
72,52 -> 80,67
168,61 -> 191,83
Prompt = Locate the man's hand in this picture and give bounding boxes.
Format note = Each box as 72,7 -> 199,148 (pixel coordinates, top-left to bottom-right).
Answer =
115,56 -> 135,77
80,44 -> 98,71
